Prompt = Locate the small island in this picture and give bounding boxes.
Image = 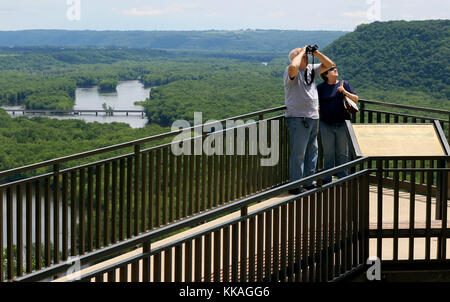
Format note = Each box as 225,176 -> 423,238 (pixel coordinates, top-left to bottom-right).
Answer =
98,78 -> 118,92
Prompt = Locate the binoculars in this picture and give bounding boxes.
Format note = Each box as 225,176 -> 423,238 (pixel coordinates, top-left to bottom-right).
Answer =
306,45 -> 318,54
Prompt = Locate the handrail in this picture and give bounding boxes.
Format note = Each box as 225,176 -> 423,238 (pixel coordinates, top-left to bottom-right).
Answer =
360,99 -> 450,115
6,97 -> 450,282
2,99 -> 449,179
73,159 -> 450,283
78,170 -> 372,282
14,157 -> 370,282
0,113 -> 286,189
363,109 -> 448,123
0,105 -> 287,178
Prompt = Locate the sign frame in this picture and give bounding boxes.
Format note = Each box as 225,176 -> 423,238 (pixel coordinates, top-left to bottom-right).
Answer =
344,120 -> 450,158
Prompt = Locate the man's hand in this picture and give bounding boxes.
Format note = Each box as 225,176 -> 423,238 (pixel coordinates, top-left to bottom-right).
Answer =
294,47 -> 306,58
313,50 -> 335,75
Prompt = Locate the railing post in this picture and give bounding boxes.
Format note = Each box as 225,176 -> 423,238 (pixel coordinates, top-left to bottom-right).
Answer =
53,163 -> 60,265
142,241 -> 151,282
6,187 -> 13,280
0,188 -> 3,282
436,159 -> 444,220
240,205 -> 248,282
134,144 -> 141,236
360,101 -> 365,124
363,172 -> 370,263
258,115 -> 264,192
439,169 -> 448,259
376,160 -> 383,260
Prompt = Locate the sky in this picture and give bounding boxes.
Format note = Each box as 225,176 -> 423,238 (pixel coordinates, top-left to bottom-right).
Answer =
0,0 -> 448,31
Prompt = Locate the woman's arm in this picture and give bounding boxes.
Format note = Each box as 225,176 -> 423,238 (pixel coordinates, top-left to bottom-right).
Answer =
344,91 -> 359,104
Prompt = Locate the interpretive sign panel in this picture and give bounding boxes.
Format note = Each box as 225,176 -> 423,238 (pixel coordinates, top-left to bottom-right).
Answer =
345,122 -> 449,157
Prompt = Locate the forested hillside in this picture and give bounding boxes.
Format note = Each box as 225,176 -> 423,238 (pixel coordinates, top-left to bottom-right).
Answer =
0,48 -> 284,110
0,30 -> 346,52
323,20 -> 450,100
145,61 -> 284,126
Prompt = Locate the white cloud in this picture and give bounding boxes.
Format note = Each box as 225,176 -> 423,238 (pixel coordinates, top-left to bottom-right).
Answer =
402,14 -> 415,21
268,11 -> 287,18
123,7 -> 164,16
170,3 -> 199,12
343,10 -> 368,19
206,12 -> 221,18
122,3 -> 198,17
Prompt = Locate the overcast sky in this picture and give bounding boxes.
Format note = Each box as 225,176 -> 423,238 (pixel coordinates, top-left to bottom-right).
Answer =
0,0 -> 448,31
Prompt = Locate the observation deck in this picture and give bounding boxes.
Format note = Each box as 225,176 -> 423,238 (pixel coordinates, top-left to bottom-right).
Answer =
1,99 -> 449,282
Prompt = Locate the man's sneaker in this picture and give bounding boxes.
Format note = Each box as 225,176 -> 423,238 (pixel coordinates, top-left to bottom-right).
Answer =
288,188 -> 301,195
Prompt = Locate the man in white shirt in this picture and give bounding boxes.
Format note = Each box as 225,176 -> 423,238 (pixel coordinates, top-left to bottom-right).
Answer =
284,46 -> 335,194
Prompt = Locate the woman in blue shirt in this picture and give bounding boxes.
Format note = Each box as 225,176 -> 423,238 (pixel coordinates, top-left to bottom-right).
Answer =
317,66 -> 359,183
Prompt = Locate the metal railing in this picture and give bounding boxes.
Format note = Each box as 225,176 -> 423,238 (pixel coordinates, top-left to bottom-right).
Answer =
16,157 -> 449,282
16,158 -> 371,282
369,157 -> 449,263
356,100 -> 449,212
1,99 -> 449,282
0,106 -> 289,281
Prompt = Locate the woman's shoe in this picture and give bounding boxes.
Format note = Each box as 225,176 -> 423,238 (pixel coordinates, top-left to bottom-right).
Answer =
288,188 -> 301,195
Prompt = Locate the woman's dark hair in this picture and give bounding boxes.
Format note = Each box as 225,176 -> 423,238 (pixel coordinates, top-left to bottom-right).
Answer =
320,66 -> 337,82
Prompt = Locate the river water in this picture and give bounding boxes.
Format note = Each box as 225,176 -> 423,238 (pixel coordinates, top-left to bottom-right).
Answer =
1,80 -> 151,128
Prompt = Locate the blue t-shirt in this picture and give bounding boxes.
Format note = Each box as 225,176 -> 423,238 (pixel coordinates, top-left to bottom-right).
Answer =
317,80 -> 356,124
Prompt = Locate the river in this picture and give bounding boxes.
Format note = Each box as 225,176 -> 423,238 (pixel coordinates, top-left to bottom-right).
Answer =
1,80 -> 151,128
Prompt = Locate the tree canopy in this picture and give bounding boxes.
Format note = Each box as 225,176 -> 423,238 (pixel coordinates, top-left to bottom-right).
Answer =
323,20 -> 450,100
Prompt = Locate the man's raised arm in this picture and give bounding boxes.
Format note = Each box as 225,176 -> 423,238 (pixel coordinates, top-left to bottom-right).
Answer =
288,47 -> 306,79
313,51 -> 335,74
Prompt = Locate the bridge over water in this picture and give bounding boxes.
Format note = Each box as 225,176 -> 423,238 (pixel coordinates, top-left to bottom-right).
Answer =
1,99 -> 449,282
4,109 -> 146,117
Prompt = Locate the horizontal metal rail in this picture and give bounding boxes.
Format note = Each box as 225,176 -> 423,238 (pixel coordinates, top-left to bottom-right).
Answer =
3,99 -> 450,283
14,157 -> 370,282
0,105 -> 286,178
2,99 -> 448,179
363,109 -> 448,124
360,99 -> 450,115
